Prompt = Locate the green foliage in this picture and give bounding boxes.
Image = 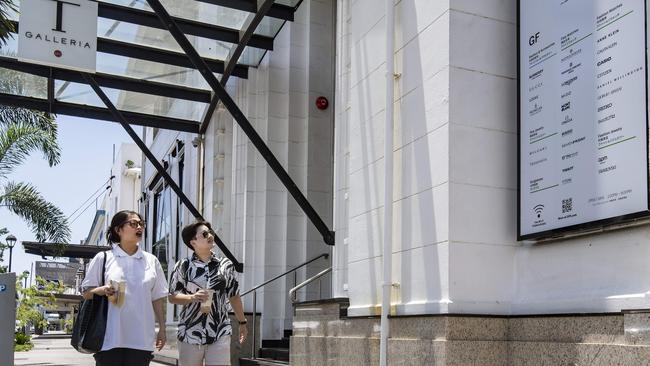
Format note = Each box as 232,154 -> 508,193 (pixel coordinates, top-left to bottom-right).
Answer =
16,275 -> 64,330
14,343 -> 33,352
0,227 -> 8,272
14,331 -> 33,352
14,332 -> 30,345
0,6 -> 71,245
64,317 -> 74,334
0,0 -> 16,47
0,66 -> 71,244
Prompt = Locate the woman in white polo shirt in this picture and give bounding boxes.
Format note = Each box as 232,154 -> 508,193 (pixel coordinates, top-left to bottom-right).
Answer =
81,210 -> 169,366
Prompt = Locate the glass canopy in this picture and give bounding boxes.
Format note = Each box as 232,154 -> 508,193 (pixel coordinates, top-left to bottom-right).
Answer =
0,0 -> 303,131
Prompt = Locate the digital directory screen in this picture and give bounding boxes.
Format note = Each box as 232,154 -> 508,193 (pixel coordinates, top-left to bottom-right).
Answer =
519,0 -> 649,239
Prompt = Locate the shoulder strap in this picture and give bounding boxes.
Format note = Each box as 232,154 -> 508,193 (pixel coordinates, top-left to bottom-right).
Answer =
101,251 -> 107,286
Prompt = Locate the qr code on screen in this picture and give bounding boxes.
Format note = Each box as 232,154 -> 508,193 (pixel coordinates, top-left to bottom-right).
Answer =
562,198 -> 572,213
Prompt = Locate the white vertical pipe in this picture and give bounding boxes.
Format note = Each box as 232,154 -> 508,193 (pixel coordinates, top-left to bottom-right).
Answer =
379,0 -> 395,365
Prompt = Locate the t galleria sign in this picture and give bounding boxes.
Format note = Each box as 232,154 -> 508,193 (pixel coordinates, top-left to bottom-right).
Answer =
18,0 -> 98,73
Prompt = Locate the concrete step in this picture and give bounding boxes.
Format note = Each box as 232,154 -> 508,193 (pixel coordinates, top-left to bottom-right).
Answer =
259,347 -> 289,362
239,357 -> 289,366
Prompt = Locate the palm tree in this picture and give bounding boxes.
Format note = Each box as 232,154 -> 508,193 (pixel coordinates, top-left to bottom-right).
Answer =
0,0 -> 16,46
0,107 -> 72,243
0,3 -> 71,242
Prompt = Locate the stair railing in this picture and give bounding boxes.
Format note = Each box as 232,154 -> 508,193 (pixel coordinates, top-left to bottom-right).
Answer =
240,253 -> 329,359
288,267 -> 332,303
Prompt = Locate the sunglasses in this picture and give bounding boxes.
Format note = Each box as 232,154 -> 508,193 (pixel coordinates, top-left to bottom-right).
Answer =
122,219 -> 146,229
195,230 -> 213,239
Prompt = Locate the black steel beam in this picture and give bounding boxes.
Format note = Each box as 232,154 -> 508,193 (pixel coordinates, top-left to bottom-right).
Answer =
99,2 -> 274,51
97,38 -> 249,79
200,0 -> 275,133
194,0 -> 294,21
10,21 -> 249,79
0,57 -> 212,103
0,93 -> 200,133
146,0 -> 335,246
82,74 -> 244,272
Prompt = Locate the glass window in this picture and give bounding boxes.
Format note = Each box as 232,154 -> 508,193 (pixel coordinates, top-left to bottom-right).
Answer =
0,67 -> 47,99
53,80 -> 207,122
153,183 -> 172,276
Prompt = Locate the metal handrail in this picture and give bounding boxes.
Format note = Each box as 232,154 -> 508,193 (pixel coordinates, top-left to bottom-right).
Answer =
239,252 -> 329,359
240,253 -> 329,297
289,267 -> 332,303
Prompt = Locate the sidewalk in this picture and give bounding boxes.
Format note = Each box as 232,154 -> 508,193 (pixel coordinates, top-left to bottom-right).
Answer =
14,333 -> 168,366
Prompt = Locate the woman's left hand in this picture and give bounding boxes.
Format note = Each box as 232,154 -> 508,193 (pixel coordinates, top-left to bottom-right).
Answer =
239,324 -> 248,344
156,329 -> 166,351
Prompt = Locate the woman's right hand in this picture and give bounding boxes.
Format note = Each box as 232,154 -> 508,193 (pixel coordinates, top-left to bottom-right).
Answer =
92,284 -> 116,297
192,289 -> 209,302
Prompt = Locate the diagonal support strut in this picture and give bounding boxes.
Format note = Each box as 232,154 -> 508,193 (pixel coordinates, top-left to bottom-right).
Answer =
145,0 -> 335,246
199,0 -> 276,133
81,73 -> 244,272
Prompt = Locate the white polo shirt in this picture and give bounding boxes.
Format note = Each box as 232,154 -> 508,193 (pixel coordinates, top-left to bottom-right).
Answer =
81,244 -> 168,352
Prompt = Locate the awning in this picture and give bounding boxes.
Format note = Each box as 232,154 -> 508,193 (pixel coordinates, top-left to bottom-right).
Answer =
0,0 -> 304,132
23,241 -> 109,259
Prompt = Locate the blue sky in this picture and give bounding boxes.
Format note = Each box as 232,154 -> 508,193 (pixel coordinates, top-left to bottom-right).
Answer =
1,115 -> 139,282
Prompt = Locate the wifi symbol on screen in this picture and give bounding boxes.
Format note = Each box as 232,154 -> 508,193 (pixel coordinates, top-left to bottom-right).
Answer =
533,204 -> 545,218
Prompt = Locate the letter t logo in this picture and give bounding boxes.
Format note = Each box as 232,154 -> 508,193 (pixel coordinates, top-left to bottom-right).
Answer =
48,0 -> 80,33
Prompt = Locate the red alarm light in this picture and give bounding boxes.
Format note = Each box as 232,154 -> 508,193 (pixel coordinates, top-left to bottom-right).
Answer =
316,96 -> 329,110
54,50 -> 62,58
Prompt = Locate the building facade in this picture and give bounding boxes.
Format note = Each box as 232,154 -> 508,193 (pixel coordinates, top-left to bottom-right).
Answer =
86,143 -> 142,247
136,0 -> 650,364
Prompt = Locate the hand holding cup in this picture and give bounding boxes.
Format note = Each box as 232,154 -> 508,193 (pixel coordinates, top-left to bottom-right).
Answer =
107,280 -> 119,304
193,289 -> 210,302
96,284 -> 115,297
197,289 -> 215,314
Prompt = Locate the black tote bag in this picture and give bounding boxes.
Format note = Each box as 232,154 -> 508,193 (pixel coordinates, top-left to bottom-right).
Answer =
71,251 -> 109,353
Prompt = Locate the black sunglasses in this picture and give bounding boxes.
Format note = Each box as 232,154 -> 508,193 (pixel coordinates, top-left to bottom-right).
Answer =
121,219 -> 146,229
195,230 -> 213,239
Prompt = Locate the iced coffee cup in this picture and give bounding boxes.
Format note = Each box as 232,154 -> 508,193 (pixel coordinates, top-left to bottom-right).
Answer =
108,280 -> 126,307
116,280 -> 126,307
200,289 -> 215,314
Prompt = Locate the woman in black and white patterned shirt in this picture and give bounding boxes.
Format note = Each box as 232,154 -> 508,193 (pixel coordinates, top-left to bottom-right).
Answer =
168,221 -> 247,366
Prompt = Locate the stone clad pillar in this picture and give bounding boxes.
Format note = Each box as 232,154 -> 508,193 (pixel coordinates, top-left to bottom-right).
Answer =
0,273 -> 16,366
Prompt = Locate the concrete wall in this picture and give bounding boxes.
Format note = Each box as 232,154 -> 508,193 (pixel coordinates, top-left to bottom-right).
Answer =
334,0 -> 453,316
333,0 -> 650,317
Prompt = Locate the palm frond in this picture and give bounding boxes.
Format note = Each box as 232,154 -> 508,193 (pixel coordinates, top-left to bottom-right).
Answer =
0,0 -> 16,47
0,181 -> 71,243
0,113 -> 61,177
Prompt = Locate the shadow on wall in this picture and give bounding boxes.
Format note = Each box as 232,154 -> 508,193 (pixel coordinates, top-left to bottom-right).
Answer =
349,1 -> 444,310
395,2 -> 443,308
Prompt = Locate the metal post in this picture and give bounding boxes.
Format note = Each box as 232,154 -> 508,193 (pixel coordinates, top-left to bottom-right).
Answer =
251,290 -> 257,359
7,247 -> 12,273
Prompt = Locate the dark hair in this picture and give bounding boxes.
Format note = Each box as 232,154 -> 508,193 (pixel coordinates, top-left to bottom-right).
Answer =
106,210 -> 143,244
181,220 -> 213,250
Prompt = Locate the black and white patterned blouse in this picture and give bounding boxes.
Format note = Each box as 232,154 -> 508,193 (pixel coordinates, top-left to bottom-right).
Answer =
169,253 -> 239,345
